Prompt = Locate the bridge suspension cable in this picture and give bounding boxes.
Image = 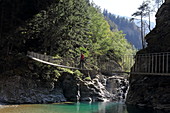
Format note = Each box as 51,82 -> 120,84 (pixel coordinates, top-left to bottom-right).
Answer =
27,51 -> 81,70
27,51 -> 170,76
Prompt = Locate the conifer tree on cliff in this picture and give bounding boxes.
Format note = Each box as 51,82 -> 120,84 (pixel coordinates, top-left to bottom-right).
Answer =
131,1 -> 151,49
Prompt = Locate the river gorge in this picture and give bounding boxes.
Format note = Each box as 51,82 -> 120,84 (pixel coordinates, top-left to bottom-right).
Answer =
1,0 -> 170,113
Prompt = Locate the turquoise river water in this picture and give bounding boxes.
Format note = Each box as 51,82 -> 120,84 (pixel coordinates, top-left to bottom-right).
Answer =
0,102 -> 165,113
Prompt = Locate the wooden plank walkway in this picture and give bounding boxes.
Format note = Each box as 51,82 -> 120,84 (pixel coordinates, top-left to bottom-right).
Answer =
110,71 -> 170,76
129,72 -> 170,76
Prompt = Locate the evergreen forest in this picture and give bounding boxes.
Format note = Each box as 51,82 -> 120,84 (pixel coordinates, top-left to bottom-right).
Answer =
103,10 -> 142,49
0,0 -> 136,76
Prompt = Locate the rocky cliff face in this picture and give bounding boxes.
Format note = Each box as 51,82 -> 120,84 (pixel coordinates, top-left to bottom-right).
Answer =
126,0 -> 170,111
79,75 -> 128,102
126,75 -> 170,110
0,75 -> 66,104
0,73 -> 128,104
0,56 -> 128,104
59,73 -> 128,102
139,0 -> 170,53
0,57 -> 67,104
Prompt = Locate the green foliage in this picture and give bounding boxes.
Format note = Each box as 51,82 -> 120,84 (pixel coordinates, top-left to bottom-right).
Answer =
24,0 -> 136,72
74,70 -> 83,79
58,67 -> 74,75
54,69 -> 61,78
103,10 -> 142,49
1,0 -> 136,77
84,76 -> 91,81
77,47 -> 90,57
86,5 -> 136,68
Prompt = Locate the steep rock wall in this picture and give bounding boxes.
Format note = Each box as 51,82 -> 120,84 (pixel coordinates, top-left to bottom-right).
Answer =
139,0 -> 170,53
126,0 -> 170,111
0,75 -> 66,104
0,57 -> 66,104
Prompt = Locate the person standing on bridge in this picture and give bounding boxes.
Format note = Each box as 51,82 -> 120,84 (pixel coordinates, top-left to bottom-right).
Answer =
80,53 -> 85,69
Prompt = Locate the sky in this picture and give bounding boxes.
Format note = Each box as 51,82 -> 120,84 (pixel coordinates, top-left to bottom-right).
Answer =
90,0 -> 156,22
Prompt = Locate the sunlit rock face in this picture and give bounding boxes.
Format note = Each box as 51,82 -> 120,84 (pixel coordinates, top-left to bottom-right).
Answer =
126,1 -> 170,111
61,73 -> 129,102
79,75 -> 128,102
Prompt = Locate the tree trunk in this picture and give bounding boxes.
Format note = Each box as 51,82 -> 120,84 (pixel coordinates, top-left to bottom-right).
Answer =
141,14 -> 144,49
148,11 -> 151,31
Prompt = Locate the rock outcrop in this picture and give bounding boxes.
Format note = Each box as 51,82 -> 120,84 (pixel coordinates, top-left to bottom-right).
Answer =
0,57 -> 67,104
79,75 -> 128,102
79,76 -> 112,102
0,56 -> 128,104
0,75 -> 66,104
59,73 -> 129,102
106,76 -> 128,101
126,0 -> 170,111
0,66 -> 128,104
126,75 -> 170,110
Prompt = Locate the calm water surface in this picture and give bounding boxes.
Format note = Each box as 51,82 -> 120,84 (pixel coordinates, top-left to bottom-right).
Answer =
0,102 -> 165,113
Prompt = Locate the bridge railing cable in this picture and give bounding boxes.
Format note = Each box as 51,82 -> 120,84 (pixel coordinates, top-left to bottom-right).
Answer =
27,51 -> 86,69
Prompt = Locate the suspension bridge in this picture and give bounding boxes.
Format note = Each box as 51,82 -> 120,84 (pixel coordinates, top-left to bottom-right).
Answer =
27,51 -> 170,76
27,51 -> 81,70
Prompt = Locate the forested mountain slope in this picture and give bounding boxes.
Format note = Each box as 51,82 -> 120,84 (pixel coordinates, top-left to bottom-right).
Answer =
103,10 -> 142,49
0,0 -> 135,75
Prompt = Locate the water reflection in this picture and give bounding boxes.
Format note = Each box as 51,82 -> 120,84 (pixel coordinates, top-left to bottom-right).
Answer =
0,102 -> 167,113
91,102 -> 127,113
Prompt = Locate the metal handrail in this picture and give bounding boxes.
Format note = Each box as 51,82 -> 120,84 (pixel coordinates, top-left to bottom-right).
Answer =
132,52 -> 170,74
